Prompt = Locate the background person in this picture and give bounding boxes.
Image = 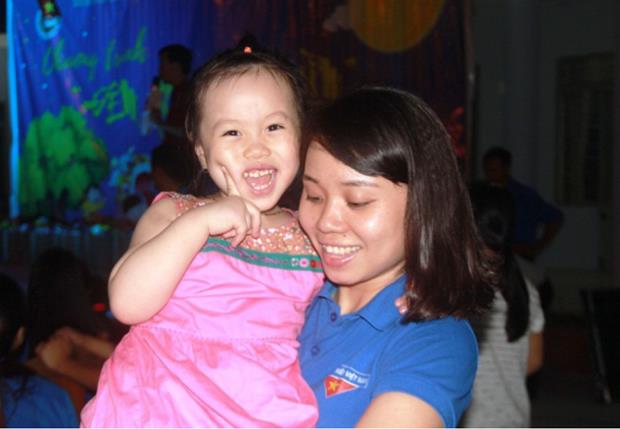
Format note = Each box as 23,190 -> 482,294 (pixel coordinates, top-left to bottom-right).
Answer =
460,182 -> 545,428
24,247 -> 115,413
0,272 -> 79,427
146,44 -> 194,148
482,146 -> 564,263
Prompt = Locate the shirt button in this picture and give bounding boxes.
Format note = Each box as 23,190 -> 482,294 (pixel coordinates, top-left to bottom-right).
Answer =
330,312 -> 338,322
311,345 -> 320,355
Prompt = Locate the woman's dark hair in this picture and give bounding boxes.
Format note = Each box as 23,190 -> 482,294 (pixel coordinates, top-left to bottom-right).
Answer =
301,86 -> 497,321
26,247 -> 99,355
469,182 -> 530,342
185,37 -> 306,197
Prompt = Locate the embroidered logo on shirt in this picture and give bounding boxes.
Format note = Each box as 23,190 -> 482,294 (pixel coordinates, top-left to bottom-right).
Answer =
324,365 -> 369,398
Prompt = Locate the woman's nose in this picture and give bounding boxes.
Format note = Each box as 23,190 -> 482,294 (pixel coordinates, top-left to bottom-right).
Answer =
316,200 -> 344,233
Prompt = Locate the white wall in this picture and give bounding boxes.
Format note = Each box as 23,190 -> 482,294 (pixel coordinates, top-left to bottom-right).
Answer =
472,0 -> 618,313
472,0 -> 616,267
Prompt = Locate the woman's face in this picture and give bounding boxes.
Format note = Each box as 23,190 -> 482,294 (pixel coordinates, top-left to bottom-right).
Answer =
299,142 -> 408,292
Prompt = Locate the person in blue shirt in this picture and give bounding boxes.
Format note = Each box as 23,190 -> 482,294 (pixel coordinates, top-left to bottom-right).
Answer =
482,146 -> 564,262
298,87 -> 497,427
0,273 -> 78,428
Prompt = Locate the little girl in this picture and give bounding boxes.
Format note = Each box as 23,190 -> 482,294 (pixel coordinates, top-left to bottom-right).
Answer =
81,45 -> 323,427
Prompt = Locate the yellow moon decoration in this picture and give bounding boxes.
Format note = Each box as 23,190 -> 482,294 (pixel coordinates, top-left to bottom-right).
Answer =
348,0 -> 446,53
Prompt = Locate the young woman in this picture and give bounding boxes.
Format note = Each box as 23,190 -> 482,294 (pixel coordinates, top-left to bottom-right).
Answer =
297,86 -> 497,427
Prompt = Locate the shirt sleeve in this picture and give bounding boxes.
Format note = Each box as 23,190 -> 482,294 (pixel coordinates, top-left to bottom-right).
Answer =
373,318 -> 479,428
535,190 -> 564,224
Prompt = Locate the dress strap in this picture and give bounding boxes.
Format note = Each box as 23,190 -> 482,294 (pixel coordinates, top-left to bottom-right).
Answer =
152,192 -> 206,215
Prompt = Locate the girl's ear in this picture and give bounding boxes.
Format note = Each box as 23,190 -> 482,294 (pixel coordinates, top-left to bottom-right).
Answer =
195,144 -> 208,170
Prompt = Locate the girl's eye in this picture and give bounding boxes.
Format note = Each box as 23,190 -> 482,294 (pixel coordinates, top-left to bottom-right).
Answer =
267,123 -> 284,132
222,130 -> 239,137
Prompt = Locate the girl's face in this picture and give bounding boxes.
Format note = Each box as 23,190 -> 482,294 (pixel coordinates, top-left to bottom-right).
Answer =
299,143 -> 408,292
195,70 -> 300,212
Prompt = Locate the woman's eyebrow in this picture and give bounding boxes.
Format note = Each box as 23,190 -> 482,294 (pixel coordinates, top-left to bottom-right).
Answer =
302,174 -> 318,184
303,174 -> 378,187
341,179 -> 378,188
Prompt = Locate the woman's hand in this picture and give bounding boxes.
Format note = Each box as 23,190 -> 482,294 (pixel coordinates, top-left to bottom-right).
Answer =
36,334 -> 73,372
54,326 -> 82,346
395,296 -> 408,315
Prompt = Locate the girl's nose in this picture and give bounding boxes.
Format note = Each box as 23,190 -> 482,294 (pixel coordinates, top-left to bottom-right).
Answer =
243,138 -> 271,159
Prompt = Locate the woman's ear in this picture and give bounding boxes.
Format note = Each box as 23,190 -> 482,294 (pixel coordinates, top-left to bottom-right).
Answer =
11,326 -> 25,351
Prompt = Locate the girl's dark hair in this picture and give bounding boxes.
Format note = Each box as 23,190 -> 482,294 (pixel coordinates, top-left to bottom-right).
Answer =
301,86 -> 497,321
185,38 -> 306,197
469,182 -> 530,342
26,247 -> 99,355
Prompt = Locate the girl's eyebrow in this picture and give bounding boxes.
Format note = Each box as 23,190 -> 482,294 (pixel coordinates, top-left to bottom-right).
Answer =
265,110 -> 293,119
302,174 -> 378,187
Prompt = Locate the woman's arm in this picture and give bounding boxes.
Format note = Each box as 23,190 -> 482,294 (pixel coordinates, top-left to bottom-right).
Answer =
356,392 -> 443,428
527,332 -> 544,375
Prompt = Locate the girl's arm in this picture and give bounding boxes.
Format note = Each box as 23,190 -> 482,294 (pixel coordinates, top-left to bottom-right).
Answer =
109,195 -> 260,325
356,392 -> 443,428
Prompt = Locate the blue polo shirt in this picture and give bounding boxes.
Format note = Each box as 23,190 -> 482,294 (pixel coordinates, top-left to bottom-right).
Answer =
299,276 -> 478,428
507,178 -> 564,245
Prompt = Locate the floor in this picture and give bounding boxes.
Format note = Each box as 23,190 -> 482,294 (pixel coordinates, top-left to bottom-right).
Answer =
531,369 -> 620,427
530,314 -> 620,427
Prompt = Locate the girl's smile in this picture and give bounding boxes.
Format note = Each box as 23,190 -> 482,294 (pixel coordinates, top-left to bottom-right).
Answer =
195,70 -> 300,213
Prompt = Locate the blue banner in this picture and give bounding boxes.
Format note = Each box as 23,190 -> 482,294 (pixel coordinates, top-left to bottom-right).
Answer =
8,0 -> 466,224
8,0 -> 215,222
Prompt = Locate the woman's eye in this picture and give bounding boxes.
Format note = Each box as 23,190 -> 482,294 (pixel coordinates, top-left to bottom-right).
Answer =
305,194 -> 322,203
222,130 -> 239,137
267,123 -> 284,132
347,201 -> 371,208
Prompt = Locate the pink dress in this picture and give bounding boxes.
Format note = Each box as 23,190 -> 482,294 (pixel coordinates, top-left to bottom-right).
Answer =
81,193 -> 323,427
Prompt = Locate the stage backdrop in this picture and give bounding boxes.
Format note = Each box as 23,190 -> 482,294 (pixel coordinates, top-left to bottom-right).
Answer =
8,0 -> 468,223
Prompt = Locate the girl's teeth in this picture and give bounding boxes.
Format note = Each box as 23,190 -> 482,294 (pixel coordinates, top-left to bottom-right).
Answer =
242,169 -> 275,191
243,169 -> 273,178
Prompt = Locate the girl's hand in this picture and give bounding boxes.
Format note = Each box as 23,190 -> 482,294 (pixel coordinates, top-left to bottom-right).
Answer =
206,167 -> 261,246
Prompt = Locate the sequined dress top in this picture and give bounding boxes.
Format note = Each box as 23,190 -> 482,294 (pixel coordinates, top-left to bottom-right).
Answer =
81,192 -> 324,427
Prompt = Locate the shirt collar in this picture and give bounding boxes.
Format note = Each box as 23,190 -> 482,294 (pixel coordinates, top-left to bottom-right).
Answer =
316,275 -> 408,331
